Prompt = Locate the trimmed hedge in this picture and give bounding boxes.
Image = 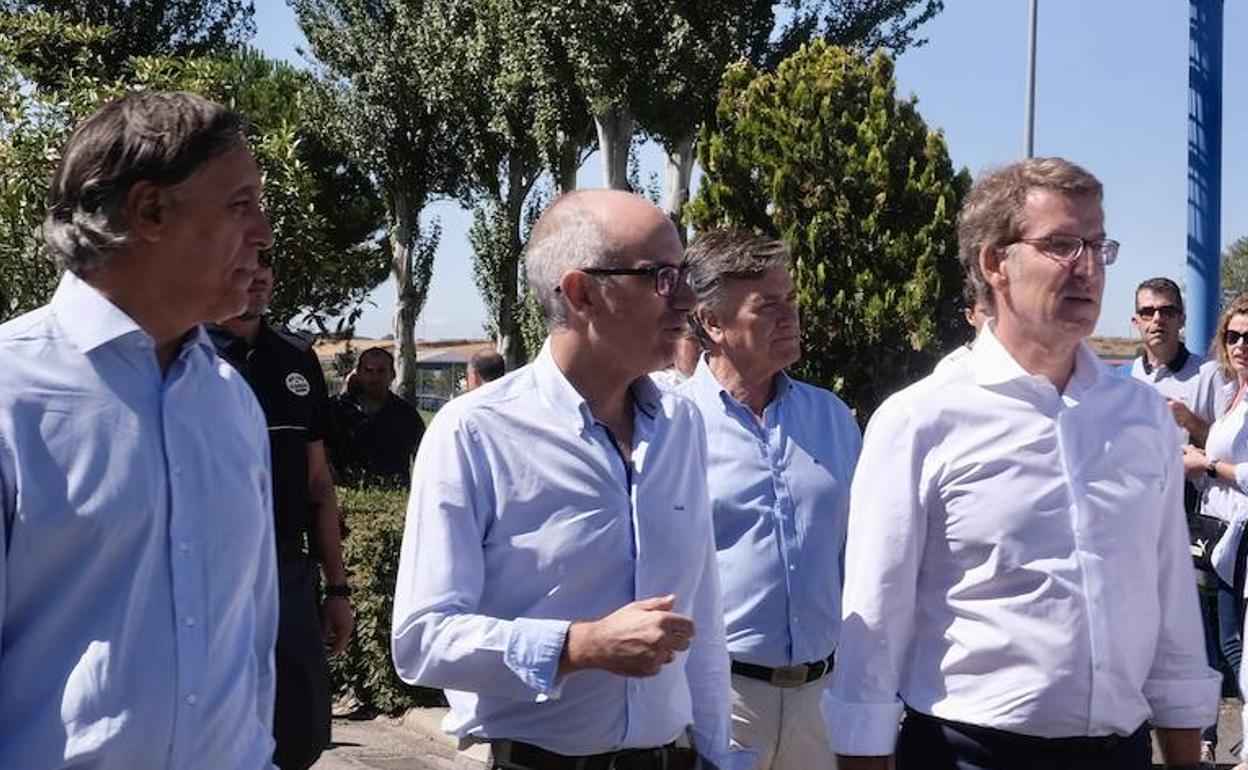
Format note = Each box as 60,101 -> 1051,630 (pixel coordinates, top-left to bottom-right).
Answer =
331,486 -> 446,714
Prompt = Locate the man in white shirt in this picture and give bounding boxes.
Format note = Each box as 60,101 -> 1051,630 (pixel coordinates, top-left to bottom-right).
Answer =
826,157 -> 1220,770
391,190 -> 743,770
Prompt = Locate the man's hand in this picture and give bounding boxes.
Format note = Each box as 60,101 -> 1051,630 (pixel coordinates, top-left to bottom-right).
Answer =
1168,399 -> 1211,445
560,594 -> 694,677
322,597 -> 354,655
837,756 -> 891,770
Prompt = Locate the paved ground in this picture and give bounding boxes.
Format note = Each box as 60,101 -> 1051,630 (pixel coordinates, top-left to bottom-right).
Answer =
314,702 -> 1247,770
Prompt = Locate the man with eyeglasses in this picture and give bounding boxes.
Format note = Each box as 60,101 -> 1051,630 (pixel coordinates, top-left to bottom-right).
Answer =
391,189 -> 745,770
826,157 -> 1219,770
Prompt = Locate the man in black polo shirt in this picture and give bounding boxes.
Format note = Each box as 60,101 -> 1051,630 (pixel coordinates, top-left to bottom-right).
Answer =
210,265 -> 354,770
327,347 -> 425,486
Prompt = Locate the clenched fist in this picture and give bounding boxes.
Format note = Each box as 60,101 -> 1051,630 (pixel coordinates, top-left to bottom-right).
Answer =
560,595 -> 695,677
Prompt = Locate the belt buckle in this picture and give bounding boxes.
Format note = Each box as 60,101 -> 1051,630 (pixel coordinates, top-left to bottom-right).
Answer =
770,663 -> 808,688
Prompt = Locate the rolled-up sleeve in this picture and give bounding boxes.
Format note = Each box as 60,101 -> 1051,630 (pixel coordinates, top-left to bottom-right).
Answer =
391,413 -> 571,700
824,399 -> 925,757
1145,437 -> 1221,728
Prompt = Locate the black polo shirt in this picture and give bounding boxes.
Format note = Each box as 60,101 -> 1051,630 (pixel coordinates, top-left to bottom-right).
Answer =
209,324 -> 329,554
327,391 -> 425,486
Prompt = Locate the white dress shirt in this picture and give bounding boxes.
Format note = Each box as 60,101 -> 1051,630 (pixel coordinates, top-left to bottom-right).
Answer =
825,324 -> 1220,756
391,343 -> 741,768
0,273 -> 278,770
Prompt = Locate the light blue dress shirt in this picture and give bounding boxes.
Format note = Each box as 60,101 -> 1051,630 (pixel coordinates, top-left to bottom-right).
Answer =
391,343 -> 743,769
679,359 -> 862,668
0,274 -> 279,770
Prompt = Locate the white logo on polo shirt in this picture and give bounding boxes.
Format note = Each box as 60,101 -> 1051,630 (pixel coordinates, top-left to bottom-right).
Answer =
285,372 -> 311,397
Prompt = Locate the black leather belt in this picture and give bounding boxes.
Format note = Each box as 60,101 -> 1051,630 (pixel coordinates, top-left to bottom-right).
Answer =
730,653 -> 834,688
490,739 -> 685,770
905,709 -> 1149,758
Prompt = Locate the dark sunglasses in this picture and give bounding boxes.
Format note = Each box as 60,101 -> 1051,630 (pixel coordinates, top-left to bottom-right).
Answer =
1225,330 -> 1248,346
1135,305 -> 1181,320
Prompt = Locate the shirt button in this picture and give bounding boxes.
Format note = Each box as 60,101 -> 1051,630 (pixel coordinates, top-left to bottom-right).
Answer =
185,617 -> 196,627
171,464 -> 182,476
789,564 -> 797,571
178,542 -> 190,554
186,694 -> 197,705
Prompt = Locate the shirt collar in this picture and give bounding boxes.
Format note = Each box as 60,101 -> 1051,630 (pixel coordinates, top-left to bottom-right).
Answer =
50,271 -> 146,354
1140,344 -> 1190,376
688,355 -> 791,413
51,271 -> 215,360
533,339 -> 662,434
970,321 -> 1105,393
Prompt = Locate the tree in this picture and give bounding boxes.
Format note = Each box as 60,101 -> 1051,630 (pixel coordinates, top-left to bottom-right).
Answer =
0,12 -> 388,325
688,41 -> 970,419
293,0 -> 466,399
1222,236 -> 1248,302
0,0 -> 254,83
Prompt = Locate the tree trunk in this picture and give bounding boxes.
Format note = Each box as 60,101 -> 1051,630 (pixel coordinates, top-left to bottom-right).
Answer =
663,132 -> 697,244
595,110 -> 634,190
390,189 -> 431,403
494,160 -> 526,369
554,131 -> 579,195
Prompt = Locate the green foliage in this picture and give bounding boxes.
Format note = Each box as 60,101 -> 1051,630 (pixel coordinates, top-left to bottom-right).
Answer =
1222,236 -> 1248,303
689,41 -> 969,418
0,0 -> 254,83
331,486 -> 445,715
0,12 -> 387,325
770,0 -> 943,67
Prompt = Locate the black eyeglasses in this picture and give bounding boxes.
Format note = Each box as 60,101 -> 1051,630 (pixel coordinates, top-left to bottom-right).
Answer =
580,263 -> 690,297
1225,330 -> 1248,346
1009,235 -> 1120,266
1136,304 -> 1181,320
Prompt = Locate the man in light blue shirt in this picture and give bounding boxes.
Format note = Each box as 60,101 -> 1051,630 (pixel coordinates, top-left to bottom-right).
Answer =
392,190 -> 745,770
681,230 -> 862,770
0,91 -> 279,769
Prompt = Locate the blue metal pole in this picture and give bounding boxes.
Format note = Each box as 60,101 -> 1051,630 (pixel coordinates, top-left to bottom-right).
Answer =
1186,0 -> 1223,354
1024,0 -> 1037,158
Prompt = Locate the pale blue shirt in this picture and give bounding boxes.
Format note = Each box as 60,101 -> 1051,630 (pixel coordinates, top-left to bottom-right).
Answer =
679,360 -> 861,668
391,342 -> 742,768
0,273 -> 278,770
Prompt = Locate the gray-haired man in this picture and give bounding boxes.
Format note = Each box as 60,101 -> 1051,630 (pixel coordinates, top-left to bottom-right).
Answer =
0,91 -> 279,769
680,230 -> 861,770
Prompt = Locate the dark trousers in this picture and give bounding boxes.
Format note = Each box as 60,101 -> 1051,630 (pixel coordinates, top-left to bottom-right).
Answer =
896,710 -> 1150,770
274,557 -> 332,770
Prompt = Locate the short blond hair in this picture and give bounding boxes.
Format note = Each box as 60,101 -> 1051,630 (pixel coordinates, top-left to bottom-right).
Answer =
957,157 -> 1102,313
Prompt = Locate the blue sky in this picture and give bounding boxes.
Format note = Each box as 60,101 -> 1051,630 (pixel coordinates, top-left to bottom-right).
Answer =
254,1 -> 1246,340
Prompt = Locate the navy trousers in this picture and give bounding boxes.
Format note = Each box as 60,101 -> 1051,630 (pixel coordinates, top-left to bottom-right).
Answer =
896,710 -> 1151,770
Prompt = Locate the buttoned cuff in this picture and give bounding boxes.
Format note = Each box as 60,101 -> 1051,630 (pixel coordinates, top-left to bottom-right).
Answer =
821,692 -> 904,756
1143,671 -> 1221,729
504,617 -> 571,699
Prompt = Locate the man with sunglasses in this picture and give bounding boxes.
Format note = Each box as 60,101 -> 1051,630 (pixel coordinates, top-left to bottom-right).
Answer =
1127,278 -> 1232,765
827,158 -> 1219,770
391,190 -> 744,770
1129,277 -> 1227,445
